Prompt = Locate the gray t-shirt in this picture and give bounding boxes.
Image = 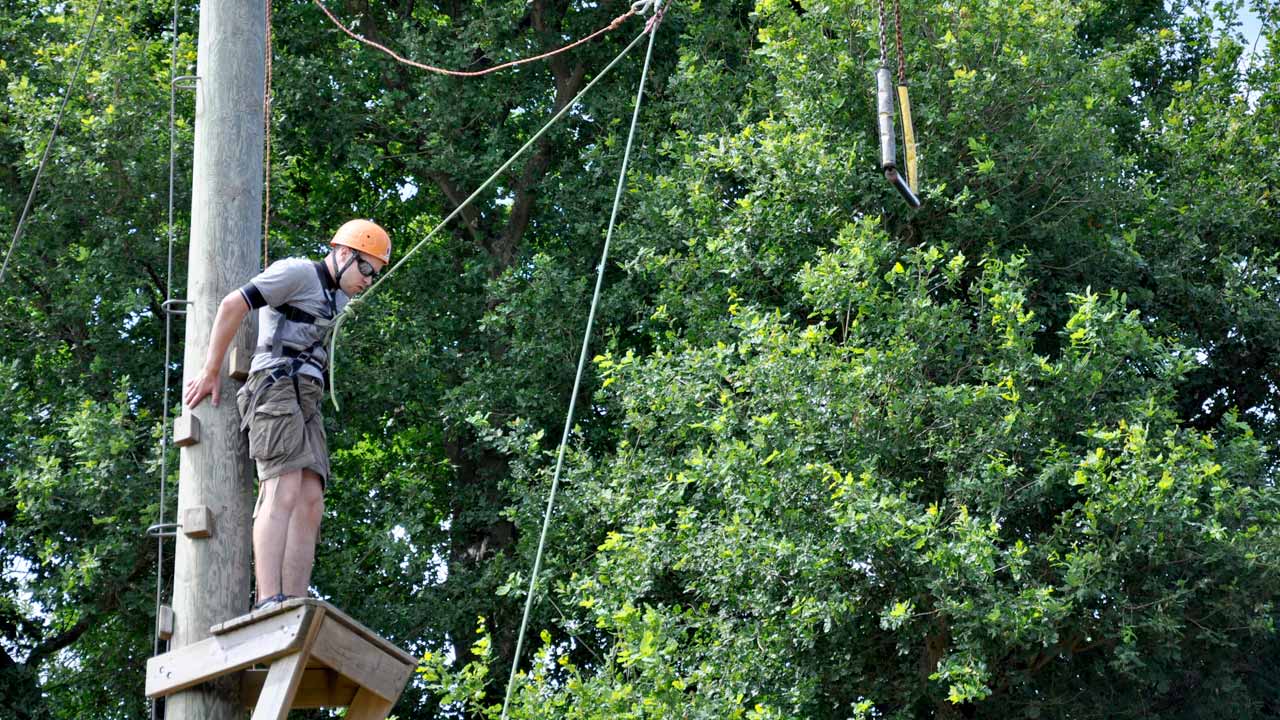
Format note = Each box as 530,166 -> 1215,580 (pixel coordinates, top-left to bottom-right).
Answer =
239,257 -> 349,380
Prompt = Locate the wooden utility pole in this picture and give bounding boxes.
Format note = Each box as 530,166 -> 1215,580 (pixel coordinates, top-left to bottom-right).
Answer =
167,0 -> 264,717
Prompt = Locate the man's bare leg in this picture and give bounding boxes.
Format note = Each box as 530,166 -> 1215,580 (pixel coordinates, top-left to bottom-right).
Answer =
281,470 -> 325,598
252,470 -> 302,604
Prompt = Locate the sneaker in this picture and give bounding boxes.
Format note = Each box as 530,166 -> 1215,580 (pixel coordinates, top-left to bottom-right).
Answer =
252,593 -> 289,612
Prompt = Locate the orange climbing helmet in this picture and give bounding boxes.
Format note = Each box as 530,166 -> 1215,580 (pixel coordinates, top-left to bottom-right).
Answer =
330,219 -> 391,263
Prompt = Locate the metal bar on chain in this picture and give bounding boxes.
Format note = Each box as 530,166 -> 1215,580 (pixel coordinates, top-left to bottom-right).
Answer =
877,67 -> 920,208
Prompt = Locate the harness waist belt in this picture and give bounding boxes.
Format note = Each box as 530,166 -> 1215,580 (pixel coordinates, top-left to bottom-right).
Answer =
256,344 -> 325,361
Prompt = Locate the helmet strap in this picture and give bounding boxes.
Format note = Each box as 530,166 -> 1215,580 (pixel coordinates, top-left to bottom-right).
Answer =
333,249 -> 357,288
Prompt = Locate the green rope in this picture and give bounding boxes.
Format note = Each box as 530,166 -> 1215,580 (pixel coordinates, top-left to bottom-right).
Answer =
328,26 -> 652,410
500,6 -> 664,717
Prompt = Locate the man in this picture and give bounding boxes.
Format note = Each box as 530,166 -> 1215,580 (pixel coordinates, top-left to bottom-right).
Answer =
183,219 -> 391,610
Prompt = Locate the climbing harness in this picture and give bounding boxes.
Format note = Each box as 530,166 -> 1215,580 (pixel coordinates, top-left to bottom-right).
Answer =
239,261 -> 341,431
875,0 -> 920,208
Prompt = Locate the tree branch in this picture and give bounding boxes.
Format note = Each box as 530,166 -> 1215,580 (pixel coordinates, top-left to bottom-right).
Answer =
23,615 -> 93,670
492,0 -> 596,272
138,257 -> 169,323
428,170 -> 485,245
22,543 -> 152,671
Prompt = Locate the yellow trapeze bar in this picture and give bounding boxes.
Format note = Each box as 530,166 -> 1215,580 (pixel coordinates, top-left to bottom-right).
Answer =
896,84 -> 918,193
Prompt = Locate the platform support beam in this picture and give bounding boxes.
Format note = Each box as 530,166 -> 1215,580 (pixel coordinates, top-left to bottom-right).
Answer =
149,600 -> 415,720
346,690 -> 395,720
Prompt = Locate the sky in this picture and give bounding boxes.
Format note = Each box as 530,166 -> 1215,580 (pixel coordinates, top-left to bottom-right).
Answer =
1237,5 -> 1269,58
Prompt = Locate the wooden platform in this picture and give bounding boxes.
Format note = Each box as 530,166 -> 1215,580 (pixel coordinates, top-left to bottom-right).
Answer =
146,599 -> 416,720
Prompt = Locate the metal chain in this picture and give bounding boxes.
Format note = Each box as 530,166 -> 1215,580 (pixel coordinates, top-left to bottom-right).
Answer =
893,0 -> 906,85
876,0 -> 888,68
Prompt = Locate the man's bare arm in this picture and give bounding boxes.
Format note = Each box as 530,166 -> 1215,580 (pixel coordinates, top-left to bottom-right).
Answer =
183,290 -> 251,408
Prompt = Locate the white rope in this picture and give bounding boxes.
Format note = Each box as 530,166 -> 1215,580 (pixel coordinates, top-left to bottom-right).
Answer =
328,25 -> 654,408
1,0 -> 108,283
500,3 -> 665,716
319,6 -> 667,712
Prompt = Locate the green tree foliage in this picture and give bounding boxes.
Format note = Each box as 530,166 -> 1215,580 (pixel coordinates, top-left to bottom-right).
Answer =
2,0 -> 195,715
419,0 -> 1280,716
1,0 -> 1277,718
436,227 -> 1277,718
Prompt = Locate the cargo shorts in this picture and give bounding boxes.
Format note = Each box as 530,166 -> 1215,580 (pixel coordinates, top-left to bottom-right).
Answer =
236,370 -> 330,490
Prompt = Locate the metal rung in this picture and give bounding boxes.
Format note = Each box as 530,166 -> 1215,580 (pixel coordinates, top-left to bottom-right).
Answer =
172,75 -> 200,90
147,522 -> 182,538
162,299 -> 192,315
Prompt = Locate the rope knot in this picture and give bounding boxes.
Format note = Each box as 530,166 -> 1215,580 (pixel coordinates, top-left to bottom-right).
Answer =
642,0 -> 667,32
631,0 -> 662,16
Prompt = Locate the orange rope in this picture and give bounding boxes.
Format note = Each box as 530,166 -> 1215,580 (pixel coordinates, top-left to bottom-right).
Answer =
263,0 -> 273,269
312,0 -> 637,77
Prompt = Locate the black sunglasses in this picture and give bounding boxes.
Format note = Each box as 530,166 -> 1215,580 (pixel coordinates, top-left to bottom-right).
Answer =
354,256 -> 380,279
